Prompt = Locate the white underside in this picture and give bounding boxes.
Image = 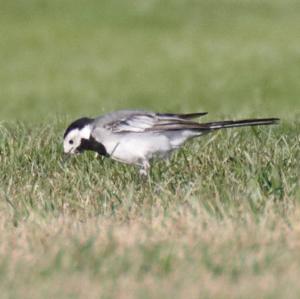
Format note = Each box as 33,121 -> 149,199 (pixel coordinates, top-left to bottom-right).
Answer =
92,129 -> 202,166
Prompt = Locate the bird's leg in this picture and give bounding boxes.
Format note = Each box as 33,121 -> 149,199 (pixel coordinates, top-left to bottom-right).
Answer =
139,160 -> 150,177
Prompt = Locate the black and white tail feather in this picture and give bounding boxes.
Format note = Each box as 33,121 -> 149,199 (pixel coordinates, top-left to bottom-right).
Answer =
63,110 -> 279,175
195,118 -> 279,130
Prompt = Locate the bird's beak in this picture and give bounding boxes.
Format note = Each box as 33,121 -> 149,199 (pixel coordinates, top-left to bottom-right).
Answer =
64,147 -> 76,155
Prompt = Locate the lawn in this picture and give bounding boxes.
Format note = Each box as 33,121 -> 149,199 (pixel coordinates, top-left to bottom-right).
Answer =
0,0 -> 299,298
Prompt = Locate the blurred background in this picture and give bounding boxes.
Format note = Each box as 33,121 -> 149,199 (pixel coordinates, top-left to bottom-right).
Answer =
1,0 -> 299,122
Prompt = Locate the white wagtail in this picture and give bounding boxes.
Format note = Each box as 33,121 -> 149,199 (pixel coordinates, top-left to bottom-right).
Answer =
63,110 -> 279,175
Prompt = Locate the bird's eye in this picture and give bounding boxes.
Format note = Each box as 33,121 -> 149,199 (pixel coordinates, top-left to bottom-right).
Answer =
69,140 -> 74,145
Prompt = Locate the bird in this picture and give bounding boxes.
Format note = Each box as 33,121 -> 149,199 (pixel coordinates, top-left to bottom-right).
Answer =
63,109 -> 279,175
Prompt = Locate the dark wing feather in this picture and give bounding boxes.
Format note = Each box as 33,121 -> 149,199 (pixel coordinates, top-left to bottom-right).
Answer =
156,112 -> 208,119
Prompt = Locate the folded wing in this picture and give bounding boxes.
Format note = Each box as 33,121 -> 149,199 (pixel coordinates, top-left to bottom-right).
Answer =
102,111 -> 208,133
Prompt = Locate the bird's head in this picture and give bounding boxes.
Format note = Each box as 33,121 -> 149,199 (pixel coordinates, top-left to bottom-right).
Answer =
63,117 -> 94,154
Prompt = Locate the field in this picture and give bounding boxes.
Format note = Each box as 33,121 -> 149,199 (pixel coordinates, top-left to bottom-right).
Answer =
0,0 -> 300,298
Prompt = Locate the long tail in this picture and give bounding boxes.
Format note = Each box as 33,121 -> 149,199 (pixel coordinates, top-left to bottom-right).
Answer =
202,118 -> 279,130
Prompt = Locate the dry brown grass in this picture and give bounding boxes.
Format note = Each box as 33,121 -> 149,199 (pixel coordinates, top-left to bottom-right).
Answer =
1,199 -> 300,299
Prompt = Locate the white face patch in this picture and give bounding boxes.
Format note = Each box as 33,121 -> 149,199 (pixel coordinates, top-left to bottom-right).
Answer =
63,125 -> 92,154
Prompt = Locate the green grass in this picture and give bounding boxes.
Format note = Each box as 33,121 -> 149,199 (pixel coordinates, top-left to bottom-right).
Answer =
0,0 -> 300,298
1,0 -> 300,121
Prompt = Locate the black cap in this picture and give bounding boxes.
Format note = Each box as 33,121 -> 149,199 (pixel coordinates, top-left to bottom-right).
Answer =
63,117 -> 94,138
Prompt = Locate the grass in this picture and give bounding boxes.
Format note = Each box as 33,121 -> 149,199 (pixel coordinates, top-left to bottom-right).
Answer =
0,0 -> 300,298
0,121 -> 299,299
